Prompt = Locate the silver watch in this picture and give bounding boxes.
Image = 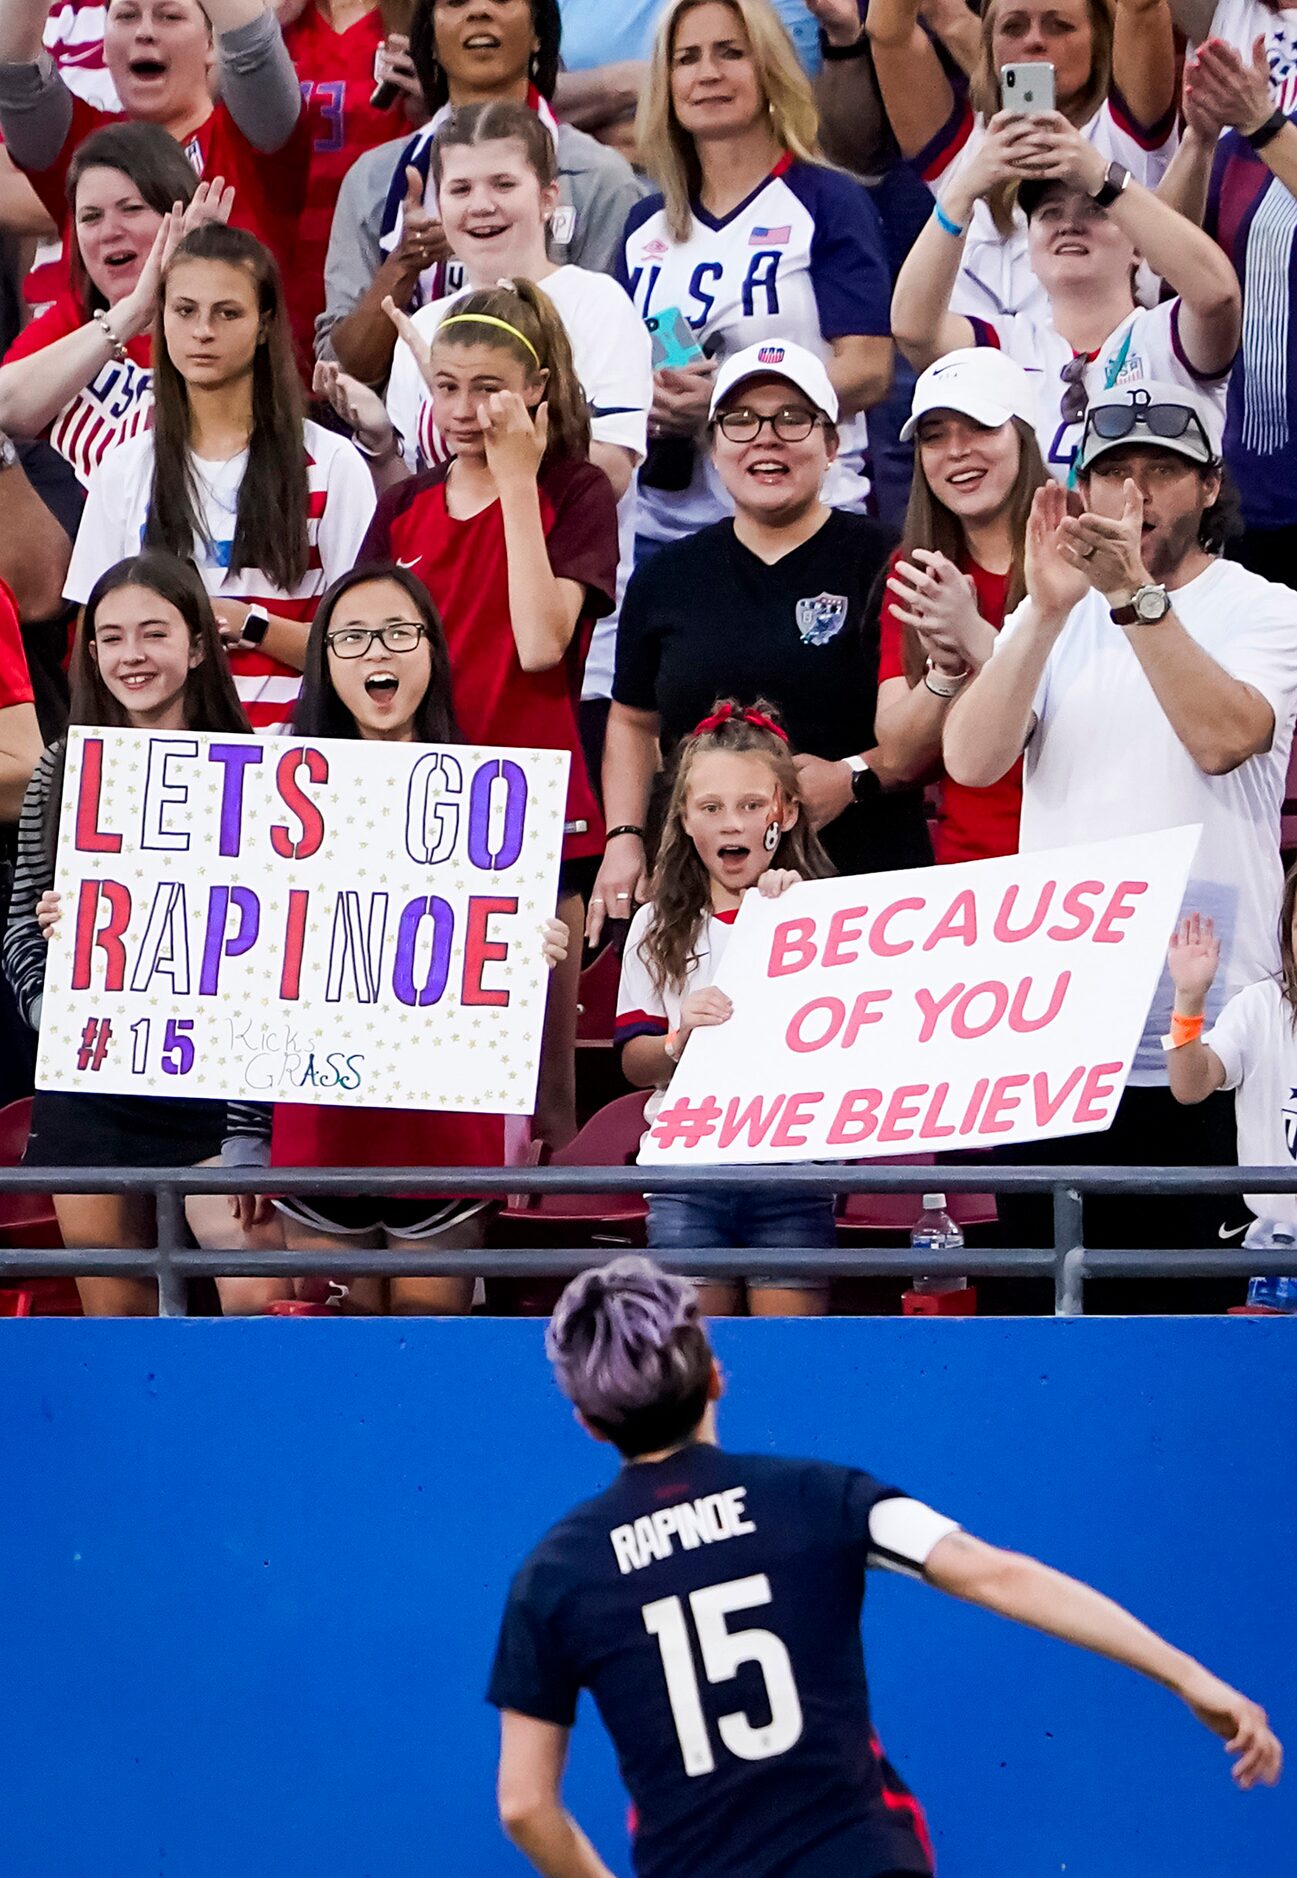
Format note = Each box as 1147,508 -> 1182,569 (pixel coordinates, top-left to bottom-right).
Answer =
0,431 -> 18,474
1110,583 -> 1171,626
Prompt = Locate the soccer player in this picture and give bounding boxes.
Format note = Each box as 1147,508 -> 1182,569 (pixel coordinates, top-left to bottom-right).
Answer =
489,1256 -> 1282,1878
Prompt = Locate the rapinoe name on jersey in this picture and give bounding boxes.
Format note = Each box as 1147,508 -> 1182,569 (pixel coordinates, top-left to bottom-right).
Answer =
610,1487 -> 756,1574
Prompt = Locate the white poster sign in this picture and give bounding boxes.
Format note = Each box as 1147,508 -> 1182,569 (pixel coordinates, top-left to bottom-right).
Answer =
36,728 -> 568,1113
640,829 -> 1198,1165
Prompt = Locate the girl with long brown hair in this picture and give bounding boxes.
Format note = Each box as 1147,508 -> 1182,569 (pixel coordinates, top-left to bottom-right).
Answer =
863,0 -> 1178,323
364,277 -> 620,1149
615,698 -> 835,1316
874,350 -> 1045,865
63,224 -> 375,730
0,551 -> 281,1317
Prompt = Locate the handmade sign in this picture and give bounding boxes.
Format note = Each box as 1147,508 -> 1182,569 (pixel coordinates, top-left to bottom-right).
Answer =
37,728 -> 568,1112
640,828 -> 1198,1165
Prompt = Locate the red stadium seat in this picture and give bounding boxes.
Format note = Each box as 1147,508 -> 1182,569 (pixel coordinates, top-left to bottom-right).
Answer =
835,1155 -> 997,1236
576,941 -> 623,1047
500,1091 -> 650,1231
0,1096 -> 78,1317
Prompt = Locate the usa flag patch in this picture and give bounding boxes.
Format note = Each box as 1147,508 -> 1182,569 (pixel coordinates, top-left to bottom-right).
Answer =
757,346 -> 786,364
749,224 -> 790,246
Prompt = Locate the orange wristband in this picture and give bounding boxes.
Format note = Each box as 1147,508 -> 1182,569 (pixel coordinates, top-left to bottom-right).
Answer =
1163,1010 -> 1205,1050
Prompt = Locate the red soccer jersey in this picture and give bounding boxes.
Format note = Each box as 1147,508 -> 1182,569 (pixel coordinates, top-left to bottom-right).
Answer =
13,94 -> 311,285
283,1 -> 391,360
360,457 -> 618,862
878,550 -> 1022,866
0,580 -> 34,708
2,290 -> 152,485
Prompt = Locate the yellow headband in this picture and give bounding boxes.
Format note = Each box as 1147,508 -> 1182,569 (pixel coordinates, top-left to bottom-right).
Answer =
438,312 -> 541,366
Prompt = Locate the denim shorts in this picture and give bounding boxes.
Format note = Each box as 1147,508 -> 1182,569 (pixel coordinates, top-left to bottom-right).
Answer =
647,1187 -> 836,1291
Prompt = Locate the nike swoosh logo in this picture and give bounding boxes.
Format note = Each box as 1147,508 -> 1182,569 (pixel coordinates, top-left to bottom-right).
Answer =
396,555 -> 422,570
1218,1221 -> 1249,1241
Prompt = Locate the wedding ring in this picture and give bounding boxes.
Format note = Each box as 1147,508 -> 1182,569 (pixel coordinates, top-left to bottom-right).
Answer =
616,892 -> 630,899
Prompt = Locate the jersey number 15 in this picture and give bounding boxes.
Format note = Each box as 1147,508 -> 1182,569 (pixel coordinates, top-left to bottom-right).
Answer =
643,1572 -> 804,1777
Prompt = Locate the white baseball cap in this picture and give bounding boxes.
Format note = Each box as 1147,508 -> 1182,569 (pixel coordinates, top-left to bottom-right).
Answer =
1076,380 -> 1224,474
709,340 -> 839,424
900,347 -> 1039,441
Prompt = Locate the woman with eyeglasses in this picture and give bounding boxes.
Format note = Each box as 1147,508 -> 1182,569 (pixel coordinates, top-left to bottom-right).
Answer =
890,111 -> 1241,485
228,562 -> 570,1315
588,340 -> 930,945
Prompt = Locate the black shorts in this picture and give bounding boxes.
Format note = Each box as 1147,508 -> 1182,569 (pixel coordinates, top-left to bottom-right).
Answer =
273,1195 -> 493,1239
24,1089 -> 226,1170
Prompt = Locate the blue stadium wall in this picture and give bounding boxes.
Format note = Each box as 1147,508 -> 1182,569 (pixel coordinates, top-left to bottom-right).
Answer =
1,1317 -> 1293,1878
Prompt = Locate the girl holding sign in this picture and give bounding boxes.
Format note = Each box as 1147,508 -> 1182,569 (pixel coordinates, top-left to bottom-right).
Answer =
63,225 -> 376,732
615,699 -> 835,1317
1,551 -> 280,1317
228,563 -> 570,1316
359,282 -> 619,1148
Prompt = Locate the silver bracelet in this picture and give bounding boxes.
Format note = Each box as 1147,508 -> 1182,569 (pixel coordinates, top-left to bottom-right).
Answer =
92,308 -> 128,363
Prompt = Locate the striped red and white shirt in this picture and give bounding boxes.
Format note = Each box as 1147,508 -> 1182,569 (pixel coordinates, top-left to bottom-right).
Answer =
1,291 -> 152,485
63,418 -> 376,729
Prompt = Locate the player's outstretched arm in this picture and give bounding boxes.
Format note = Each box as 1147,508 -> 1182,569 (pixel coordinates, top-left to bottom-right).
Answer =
497,1711 -> 619,1878
924,1531 -> 1283,1789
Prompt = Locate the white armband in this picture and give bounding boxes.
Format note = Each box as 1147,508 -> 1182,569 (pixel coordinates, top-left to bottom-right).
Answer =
867,1497 -> 962,1578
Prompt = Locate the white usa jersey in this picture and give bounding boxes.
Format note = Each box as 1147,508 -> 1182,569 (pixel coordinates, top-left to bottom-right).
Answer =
919,95 -> 1179,324
618,156 -> 892,542
970,298 -> 1231,481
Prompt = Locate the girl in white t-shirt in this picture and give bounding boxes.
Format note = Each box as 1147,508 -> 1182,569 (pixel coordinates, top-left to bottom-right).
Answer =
866,0 -> 1179,322
1166,900 -> 1297,1239
892,111 -> 1241,481
614,697 -> 835,1318
315,99 -> 650,725
65,224 -> 375,731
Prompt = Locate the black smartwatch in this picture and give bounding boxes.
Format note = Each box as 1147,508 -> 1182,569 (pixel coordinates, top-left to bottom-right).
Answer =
241,605 -> 271,648
844,754 -> 880,805
1090,161 -> 1131,209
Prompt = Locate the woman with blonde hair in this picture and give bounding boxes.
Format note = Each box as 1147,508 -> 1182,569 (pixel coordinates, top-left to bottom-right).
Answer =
620,0 -> 893,551
863,0 -> 1179,322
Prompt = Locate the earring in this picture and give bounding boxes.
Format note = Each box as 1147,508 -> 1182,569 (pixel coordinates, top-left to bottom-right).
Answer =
764,822 -> 780,853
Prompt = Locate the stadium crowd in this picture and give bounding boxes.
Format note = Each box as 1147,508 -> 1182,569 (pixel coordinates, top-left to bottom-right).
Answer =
2,0 -> 1297,1316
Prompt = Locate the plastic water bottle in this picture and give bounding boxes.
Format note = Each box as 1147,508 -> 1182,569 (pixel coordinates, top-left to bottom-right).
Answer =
1245,1220 -> 1297,1312
910,1193 -> 967,1297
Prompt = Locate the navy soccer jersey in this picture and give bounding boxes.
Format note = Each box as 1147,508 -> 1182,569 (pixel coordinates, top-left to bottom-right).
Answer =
488,1442 -> 948,1878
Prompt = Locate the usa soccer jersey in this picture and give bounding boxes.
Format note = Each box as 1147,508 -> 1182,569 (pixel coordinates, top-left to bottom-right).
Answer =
284,1 -> 392,363
1203,0 -> 1297,529
1,291 -> 152,486
490,1441 -> 957,1878
619,156 -> 892,542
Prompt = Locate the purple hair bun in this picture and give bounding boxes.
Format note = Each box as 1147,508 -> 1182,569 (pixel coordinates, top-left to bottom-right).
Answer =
546,1257 -> 702,1422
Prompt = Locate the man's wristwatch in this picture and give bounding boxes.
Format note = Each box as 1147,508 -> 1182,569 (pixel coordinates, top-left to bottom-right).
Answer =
1110,583 -> 1170,626
1090,160 -> 1131,209
843,753 -> 881,804
241,605 -> 271,647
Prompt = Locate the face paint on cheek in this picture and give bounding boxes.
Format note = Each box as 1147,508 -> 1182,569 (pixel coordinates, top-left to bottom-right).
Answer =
764,821 -> 780,853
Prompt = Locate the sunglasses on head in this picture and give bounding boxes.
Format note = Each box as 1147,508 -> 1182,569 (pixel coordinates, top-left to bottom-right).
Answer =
1082,401 -> 1212,451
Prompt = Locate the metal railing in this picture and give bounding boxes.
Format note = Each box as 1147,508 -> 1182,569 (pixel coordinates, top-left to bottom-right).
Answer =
2,1162 -> 1297,1316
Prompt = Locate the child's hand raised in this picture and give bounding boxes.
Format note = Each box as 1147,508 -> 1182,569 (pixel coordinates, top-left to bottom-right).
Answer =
680,986 -> 732,1036
35,890 -> 61,940
754,869 -> 801,899
479,391 -> 547,485
1167,913 -> 1220,1004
